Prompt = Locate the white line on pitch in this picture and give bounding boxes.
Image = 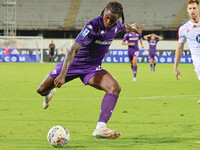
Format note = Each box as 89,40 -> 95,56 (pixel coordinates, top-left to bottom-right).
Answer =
0,95 -> 200,100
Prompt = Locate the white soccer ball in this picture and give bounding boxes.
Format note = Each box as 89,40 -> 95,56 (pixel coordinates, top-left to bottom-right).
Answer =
47,125 -> 70,147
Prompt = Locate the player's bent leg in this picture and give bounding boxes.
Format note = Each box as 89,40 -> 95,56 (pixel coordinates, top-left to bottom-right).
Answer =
153,58 -> 156,72
132,57 -> 138,82
37,75 -> 56,109
88,72 -> 121,139
49,56 -> 52,62
88,72 -> 121,95
42,88 -> 56,109
37,75 -> 55,95
150,58 -> 154,72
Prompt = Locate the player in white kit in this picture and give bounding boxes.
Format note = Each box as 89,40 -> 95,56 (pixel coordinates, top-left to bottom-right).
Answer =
174,0 -> 200,81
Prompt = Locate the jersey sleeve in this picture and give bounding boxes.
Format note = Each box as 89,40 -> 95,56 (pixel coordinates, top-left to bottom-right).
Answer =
122,33 -> 128,42
117,20 -> 126,33
178,26 -> 186,43
75,21 -> 97,47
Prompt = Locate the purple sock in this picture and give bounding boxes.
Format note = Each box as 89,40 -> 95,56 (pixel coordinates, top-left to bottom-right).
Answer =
132,66 -> 137,78
98,93 -> 119,123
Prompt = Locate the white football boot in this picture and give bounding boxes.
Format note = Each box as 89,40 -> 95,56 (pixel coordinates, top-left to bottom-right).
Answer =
43,88 -> 56,109
132,77 -> 137,82
92,128 -> 121,139
152,67 -> 155,72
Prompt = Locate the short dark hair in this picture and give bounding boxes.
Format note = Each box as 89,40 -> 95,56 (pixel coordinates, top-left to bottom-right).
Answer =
187,0 -> 199,5
101,1 -> 125,24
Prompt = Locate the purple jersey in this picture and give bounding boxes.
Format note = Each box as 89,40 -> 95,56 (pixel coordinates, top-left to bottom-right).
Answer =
123,32 -> 142,51
70,16 -> 126,70
49,16 -> 126,85
147,38 -> 159,53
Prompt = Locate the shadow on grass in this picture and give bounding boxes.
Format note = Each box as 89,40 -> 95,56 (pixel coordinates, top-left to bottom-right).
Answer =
16,145 -> 87,149
121,136 -> 197,145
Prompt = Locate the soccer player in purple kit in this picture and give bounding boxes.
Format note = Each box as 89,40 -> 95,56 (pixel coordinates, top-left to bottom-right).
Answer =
143,33 -> 163,72
122,22 -> 144,82
37,1 -> 144,139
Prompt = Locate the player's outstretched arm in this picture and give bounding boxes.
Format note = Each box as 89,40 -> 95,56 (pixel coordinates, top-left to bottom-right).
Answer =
143,34 -> 150,40
154,34 -> 163,40
122,41 -> 135,46
174,43 -> 184,80
139,38 -> 144,48
125,24 -> 144,34
54,42 -> 82,88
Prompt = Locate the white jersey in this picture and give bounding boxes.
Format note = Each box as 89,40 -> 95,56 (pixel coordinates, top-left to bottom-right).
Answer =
178,20 -> 200,56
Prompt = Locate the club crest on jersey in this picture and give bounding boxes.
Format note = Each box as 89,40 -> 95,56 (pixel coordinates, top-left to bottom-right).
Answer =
82,29 -> 90,37
196,34 -> 200,43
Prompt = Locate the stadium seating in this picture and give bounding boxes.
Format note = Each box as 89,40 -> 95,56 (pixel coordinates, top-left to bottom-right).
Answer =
0,0 -> 187,30
16,0 -> 71,29
75,0 -> 186,30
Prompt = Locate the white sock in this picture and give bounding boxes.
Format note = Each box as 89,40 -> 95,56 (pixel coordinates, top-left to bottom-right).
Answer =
95,122 -> 107,130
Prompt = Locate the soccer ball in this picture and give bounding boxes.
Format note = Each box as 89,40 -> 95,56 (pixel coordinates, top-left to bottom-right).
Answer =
47,125 -> 70,147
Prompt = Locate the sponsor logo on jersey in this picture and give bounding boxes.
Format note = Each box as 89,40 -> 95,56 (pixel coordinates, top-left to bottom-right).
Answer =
150,42 -> 156,45
129,38 -> 138,40
196,34 -> 200,43
193,25 -> 200,28
82,29 -> 90,37
95,40 -> 112,45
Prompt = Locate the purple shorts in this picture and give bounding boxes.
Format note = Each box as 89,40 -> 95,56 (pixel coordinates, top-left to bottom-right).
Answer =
149,52 -> 156,59
128,50 -> 139,61
49,63 -> 107,85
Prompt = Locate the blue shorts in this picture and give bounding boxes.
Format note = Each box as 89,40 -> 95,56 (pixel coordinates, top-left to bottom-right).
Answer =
49,63 -> 107,85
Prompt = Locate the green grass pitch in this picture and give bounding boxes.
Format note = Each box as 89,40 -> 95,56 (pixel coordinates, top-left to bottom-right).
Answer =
0,63 -> 200,150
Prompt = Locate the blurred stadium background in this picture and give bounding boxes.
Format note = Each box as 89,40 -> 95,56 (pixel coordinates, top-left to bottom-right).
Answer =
0,0 -> 192,63
1,1 -> 200,149
0,0 -> 189,38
